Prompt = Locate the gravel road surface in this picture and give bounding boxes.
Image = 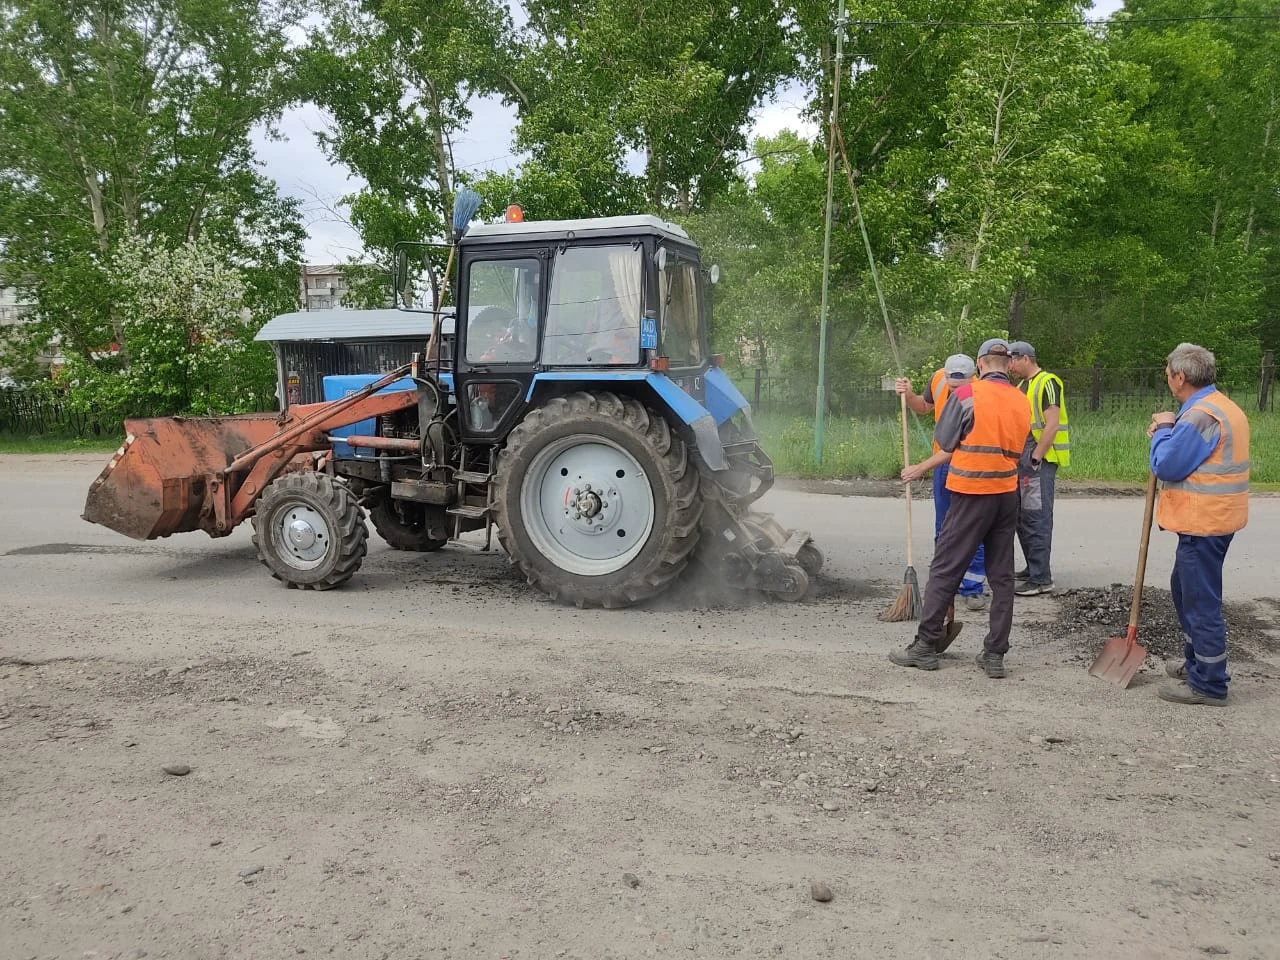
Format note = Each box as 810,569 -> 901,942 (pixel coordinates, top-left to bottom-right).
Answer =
1,453 -> 1277,960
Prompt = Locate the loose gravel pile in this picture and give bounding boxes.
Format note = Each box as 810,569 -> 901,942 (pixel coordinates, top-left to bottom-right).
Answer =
1053,584 -> 1276,662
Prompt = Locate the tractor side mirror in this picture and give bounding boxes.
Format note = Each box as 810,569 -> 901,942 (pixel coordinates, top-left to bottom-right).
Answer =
391,241 -> 446,312
393,248 -> 412,295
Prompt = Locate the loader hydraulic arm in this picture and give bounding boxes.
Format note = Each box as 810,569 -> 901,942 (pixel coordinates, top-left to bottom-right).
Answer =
217,364 -> 419,529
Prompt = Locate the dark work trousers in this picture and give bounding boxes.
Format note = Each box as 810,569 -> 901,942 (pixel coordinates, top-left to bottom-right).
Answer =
1016,443 -> 1057,584
933,464 -> 986,597
917,489 -> 1020,655
1171,532 -> 1234,699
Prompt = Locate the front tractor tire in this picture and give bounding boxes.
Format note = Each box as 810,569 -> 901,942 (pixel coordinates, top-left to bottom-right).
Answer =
252,472 -> 368,590
494,391 -> 703,609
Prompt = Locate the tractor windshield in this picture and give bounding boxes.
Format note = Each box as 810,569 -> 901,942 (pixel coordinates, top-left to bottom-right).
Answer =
658,255 -> 704,368
543,244 -> 641,366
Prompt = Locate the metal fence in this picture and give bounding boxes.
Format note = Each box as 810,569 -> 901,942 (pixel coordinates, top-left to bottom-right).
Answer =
739,359 -> 1278,419
0,389 -> 112,438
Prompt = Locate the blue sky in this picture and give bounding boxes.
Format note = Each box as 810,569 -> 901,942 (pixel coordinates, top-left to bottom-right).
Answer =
256,0 -> 1126,263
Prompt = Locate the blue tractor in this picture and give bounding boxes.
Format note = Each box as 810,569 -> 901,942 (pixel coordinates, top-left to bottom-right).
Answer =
83,208 -> 821,607
377,209 -> 821,606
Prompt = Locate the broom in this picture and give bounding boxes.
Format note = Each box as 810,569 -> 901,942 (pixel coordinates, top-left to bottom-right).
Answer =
425,186 -> 484,365
880,391 -> 922,621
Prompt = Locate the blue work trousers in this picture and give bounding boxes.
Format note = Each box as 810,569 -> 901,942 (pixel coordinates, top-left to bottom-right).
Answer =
933,463 -> 986,597
1170,533 -> 1234,699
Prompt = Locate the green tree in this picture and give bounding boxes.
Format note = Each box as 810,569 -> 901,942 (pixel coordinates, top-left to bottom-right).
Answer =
0,0 -> 306,381
1095,0 -> 1280,376
509,0 -> 798,216
63,233 -> 274,417
295,0 -> 518,271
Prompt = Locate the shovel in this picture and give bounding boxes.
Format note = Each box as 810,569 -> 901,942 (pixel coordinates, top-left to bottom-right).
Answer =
1088,471 -> 1158,687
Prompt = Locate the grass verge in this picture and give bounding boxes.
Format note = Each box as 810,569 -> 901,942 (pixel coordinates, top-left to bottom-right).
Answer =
752,409 -> 1280,484
0,434 -> 124,455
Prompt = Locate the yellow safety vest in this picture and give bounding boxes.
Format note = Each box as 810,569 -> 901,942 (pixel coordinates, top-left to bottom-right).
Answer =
1026,369 -> 1070,467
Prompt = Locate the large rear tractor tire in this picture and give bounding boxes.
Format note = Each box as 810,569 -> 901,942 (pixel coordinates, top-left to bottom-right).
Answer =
493,391 -> 702,608
368,494 -> 447,552
252,472 -> 368,590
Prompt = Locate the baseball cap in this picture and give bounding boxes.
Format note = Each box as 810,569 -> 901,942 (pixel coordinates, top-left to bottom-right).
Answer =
977,338 -> 1011,358
943,354 -> 976,380
1009,340 -> 1036,358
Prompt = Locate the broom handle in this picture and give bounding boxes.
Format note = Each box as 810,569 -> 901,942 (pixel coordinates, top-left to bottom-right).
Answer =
1128,471 -> 1159,629
425,244 -> 458,365
900,392 -> 914,567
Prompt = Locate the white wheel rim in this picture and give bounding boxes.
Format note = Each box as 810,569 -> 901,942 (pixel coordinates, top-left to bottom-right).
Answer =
520,434 -> 656,577
275,502 -> 331,570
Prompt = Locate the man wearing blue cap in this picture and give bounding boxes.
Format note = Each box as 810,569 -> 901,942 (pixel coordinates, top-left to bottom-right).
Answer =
891,339 -> 1032,678
894,353 -> 988,611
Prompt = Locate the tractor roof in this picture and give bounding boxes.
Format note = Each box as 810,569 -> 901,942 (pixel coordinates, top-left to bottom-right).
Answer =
255,308 -> 454,343
460,214 -> 693,247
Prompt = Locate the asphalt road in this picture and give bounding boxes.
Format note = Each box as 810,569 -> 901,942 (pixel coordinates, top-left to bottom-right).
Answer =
2,453 -> 1278,960
1,454 -> 1276,663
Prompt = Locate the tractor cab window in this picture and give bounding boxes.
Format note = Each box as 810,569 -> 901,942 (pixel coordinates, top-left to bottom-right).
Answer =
464,258 -> 541,365
658,255 -> 704,368
543,244 -> 641,366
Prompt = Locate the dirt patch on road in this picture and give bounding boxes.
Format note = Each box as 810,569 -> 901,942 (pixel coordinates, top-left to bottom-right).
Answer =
1046,584 -> 1280,662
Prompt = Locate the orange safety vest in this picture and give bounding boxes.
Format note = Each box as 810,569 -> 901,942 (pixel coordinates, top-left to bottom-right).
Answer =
928,368 -> 975,455
928,369 -> 948,455
946,378 -> 1032,495
1155,389 -> 1250,536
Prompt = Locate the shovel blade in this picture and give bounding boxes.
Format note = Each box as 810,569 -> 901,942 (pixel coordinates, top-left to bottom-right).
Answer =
1088,627 -> 1147,688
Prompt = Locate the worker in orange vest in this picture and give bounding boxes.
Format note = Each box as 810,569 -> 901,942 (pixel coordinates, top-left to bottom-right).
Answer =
895,354 -> 987,610
1148,342 -> 1250,706
889,339 -> 1032,678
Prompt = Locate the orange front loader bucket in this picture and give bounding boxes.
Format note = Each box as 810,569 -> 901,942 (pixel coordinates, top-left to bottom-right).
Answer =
83,364 -> 422,542
83,414 -> 289,540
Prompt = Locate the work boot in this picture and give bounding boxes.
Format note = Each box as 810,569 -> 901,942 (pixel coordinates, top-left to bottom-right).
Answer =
889,639 -> 939,671
1164,660 -> 1187,680
974,651 -> 1006,679
963,593 -> 988,612
1157,680 -> 1227,707
1015,580 -> 1054,597
1014,567 -> 1030,581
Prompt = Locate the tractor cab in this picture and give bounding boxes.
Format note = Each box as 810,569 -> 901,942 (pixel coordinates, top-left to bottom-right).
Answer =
395,213 -> 717,442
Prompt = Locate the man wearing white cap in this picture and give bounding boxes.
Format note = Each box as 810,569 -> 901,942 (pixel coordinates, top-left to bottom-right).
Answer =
894,354 -> 988,611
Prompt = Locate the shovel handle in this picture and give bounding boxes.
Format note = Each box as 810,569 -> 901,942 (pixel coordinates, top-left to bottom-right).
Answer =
1128,472 -> 1159,630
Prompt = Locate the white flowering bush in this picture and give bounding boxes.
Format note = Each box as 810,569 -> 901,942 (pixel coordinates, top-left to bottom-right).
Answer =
64,234 -> 276,417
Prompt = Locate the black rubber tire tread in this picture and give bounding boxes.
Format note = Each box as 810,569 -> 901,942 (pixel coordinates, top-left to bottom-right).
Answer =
368,494 -> 447,552
251,472 -> 368,590
493,390 -> 703,609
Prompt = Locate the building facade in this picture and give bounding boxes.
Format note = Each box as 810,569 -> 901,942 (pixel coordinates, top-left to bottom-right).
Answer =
299,265 -> 354,311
